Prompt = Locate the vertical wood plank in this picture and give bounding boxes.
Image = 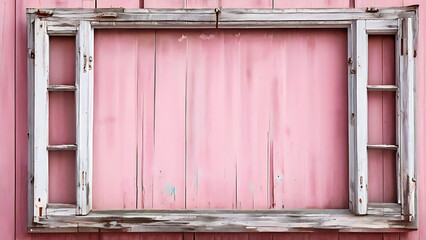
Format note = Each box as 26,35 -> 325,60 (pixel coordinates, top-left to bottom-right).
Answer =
147,30 -> 187,209
0,0 -> 15,238
136,31 -> 156,210
271,29 -> 348,209
236,30 -> 271,209
92,30 -> 138,210
186,30 -> 238,209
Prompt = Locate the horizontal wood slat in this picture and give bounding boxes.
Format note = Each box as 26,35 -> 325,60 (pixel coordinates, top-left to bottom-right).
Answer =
26,7 -> 417,29
47,144 -> 77,151
367,85 -> 398,91
29,208 -> 416,233
367,144 -> 398,150
46,204 -> 77,217
47,85 -> 77,91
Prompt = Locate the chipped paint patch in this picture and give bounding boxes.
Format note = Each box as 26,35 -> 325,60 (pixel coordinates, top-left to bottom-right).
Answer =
178,34 -> 187,42
277,175 -> 284,182
164,183 -> 176,201
199,34 -> 215,40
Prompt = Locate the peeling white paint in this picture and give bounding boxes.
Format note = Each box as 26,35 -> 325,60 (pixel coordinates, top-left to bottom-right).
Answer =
199,34 -> 215,40
178,34 -> 187,42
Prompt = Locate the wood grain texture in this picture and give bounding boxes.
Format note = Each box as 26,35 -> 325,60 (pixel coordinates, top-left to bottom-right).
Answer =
31,208 -> 415,232
149,30 -> 187,209
185,30 -> 239,209
135,30 -> 156,210
93,30 -> 138,210
269,29 -> 349,210
235,30 -> 270,210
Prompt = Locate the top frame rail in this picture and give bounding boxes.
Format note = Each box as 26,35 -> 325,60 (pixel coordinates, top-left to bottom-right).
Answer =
27,7 -> 417,29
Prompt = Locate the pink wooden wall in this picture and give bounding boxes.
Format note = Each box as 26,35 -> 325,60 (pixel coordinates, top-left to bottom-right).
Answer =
1,0 -> 425,239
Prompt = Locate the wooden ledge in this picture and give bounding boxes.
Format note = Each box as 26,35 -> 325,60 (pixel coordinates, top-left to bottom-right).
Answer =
29,207 -> 416,233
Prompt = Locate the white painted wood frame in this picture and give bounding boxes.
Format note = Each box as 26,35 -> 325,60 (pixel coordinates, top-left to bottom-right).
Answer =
27,6 -> 418,233
32,18 -> 49,223
400,17 -> 417,222
75,21 -> 94,216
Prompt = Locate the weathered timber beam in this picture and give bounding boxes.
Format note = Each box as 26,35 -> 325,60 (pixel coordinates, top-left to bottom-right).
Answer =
29,209 -> 416,233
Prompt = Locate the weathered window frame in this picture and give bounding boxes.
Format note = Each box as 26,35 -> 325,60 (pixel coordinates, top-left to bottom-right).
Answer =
27,6 -> 418,233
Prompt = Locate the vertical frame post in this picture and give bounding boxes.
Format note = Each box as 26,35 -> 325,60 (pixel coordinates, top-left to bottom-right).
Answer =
396,19 -> 402,205
76,21 -> 94,215
348,23 -> 355,213
32,18 -> 49,222
400,17 -> 416,222
350,20 -> 368,215
27,14 -> 35,227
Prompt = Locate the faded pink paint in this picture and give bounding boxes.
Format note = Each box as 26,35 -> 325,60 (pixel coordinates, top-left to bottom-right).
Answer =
0,0 -> 15,237
269,29 -> 349,210
367,36 -> 397,203
93,30 -> 139,210
97,0 -> 140,8
144,0 -> 185,8
148,30 -> 187,209
48,37 -> 77,204
185,30 -> 239,209
187,0 -> 271,8
5,1 -> 426,240
356,0 -> 403,7
135,30 -> 156,210
234,30 -> 272,210
274,0 -> 349,8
